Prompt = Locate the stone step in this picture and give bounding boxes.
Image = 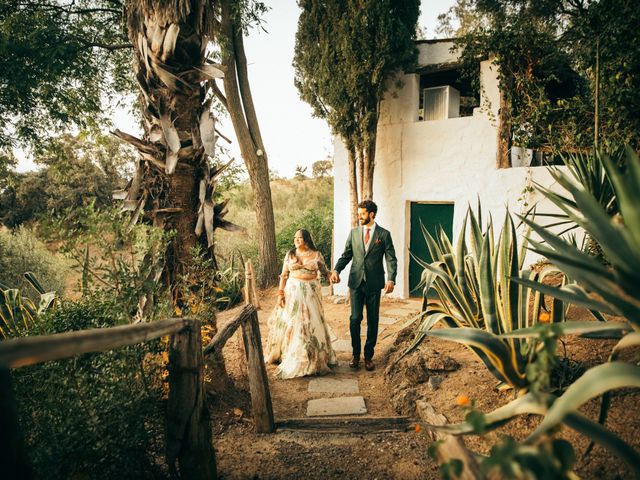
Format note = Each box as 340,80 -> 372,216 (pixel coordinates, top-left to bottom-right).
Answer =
306,396 -> 367,417
277,416 -> 414,433
308,377 -> 359,394
379,316 -> 401,325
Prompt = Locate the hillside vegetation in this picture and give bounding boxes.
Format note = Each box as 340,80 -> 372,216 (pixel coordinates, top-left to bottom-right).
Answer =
216,176 -> 333,281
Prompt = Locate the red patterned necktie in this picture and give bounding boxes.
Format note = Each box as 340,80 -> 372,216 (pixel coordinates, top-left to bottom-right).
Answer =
364,228 -> 371,245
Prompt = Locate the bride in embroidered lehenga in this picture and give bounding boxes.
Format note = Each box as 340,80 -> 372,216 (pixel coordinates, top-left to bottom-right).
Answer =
265,229 -> 337,379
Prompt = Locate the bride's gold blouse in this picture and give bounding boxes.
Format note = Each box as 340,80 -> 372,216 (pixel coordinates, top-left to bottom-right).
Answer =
281,251 -> 330,281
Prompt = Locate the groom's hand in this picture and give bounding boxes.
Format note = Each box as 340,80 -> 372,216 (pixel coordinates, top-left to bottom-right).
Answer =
383,281 -> 395,294
330,271 -> 340,284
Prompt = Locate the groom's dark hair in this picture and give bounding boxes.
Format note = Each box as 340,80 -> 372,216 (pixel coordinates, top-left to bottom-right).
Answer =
358,200 -> 378,215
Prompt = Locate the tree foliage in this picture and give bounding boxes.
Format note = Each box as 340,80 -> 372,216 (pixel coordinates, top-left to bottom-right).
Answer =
311,159 -> 332,178
0,0 -> 133,148
13,297 -> 166,479
0,227 -> 68,298
294,0 -> 419,211
0,132 -> 132,227
450,0 -> 640,152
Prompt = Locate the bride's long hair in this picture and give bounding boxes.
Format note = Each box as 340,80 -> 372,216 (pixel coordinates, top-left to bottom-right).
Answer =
288,229 -> 318,258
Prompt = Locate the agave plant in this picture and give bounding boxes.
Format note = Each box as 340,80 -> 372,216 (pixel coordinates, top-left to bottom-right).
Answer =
532,147 -> 621,242
515,146 -> 640,328
0,272 -> 57,339
507,145 -> 640,463
426,323 -> 639,475
406,205 -> 568,390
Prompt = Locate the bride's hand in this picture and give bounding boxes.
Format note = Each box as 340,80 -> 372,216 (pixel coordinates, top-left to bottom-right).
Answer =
277,291 -> 285,308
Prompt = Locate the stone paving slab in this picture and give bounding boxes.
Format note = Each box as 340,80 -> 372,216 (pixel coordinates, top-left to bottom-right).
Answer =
332,339 -> 352,352
379,316 -> 401,325
306,396 -> 367,417
308,377 -> 359,394
331,362 -> 356,374
384,308 -> 420,317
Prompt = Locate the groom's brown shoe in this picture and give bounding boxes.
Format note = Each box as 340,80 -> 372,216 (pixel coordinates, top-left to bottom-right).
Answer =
349,356 -> 360,369
364,358 -> 375,371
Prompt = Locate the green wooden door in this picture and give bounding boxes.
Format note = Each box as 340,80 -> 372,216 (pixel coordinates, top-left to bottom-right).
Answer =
409,202 -> 454,297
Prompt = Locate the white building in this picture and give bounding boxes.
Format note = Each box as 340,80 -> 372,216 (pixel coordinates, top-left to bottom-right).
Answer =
332,39 -> 560,298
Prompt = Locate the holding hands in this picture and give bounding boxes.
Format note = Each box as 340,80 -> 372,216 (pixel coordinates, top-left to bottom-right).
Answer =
329,270 -> 340,284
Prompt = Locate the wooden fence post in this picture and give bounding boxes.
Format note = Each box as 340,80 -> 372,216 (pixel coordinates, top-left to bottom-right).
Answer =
0,369 -> 32,480
243,260 -> 260,309
241,309 -> 274,433
166,320 -> 216,479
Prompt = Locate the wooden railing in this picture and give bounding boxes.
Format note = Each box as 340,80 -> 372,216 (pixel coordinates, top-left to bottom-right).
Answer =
0,317 -> 214,479
203,303 -> 274,434
0,259 -> 274,479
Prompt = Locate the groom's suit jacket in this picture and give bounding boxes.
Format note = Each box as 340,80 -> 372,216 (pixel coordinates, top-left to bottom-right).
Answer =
334,224 -> 398,291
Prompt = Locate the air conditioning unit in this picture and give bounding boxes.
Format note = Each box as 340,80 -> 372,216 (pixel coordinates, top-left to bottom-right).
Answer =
423,86 -> 460,121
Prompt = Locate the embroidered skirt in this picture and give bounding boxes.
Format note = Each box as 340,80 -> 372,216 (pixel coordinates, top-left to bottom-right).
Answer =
265,278 -> 337,379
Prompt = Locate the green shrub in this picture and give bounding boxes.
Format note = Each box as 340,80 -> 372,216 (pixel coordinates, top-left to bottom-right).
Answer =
0,226 -> 68,299
216,177 -> 334,284
276,206 -> 333,264
177,246 -> 243,313
13,296 -> 167,479
47,204 -> 172,322
1,273 -> 57,339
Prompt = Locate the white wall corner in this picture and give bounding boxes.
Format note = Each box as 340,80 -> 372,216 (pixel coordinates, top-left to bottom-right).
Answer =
332,136 -> 351,296
480,58 -> 500,121
380,73 -> 420,126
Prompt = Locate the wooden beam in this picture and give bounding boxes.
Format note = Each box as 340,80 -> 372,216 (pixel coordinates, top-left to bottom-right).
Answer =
166,320 -> 216,479
416,400 -> 482,480
0,369 -> 33,480
202,304 -> 256,356
242,310 -> 274,433
243,259 -> 260,309
276,416 -> 414,434
0,318 -> 190,369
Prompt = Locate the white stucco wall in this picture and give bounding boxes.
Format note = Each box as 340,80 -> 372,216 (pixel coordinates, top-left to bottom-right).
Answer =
416,40 -> 459,66
331,44 -> 567,298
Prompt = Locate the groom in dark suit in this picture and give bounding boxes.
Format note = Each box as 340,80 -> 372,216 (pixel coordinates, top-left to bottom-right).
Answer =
330,200 -> 397,371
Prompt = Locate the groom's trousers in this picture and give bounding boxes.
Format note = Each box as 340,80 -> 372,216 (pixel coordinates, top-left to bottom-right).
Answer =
349,281 -> 381,360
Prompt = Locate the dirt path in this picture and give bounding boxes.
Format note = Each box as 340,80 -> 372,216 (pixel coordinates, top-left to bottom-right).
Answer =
212,288 -> 440,480
209,290 -> 640,479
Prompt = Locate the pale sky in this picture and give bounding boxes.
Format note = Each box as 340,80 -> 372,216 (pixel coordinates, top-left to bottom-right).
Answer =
16,0 -> 455,176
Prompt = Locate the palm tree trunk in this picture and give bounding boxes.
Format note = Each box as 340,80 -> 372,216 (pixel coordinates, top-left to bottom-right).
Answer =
219,0 -> 279,287
123,0 -> 238,416
164,164 -> 199,287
